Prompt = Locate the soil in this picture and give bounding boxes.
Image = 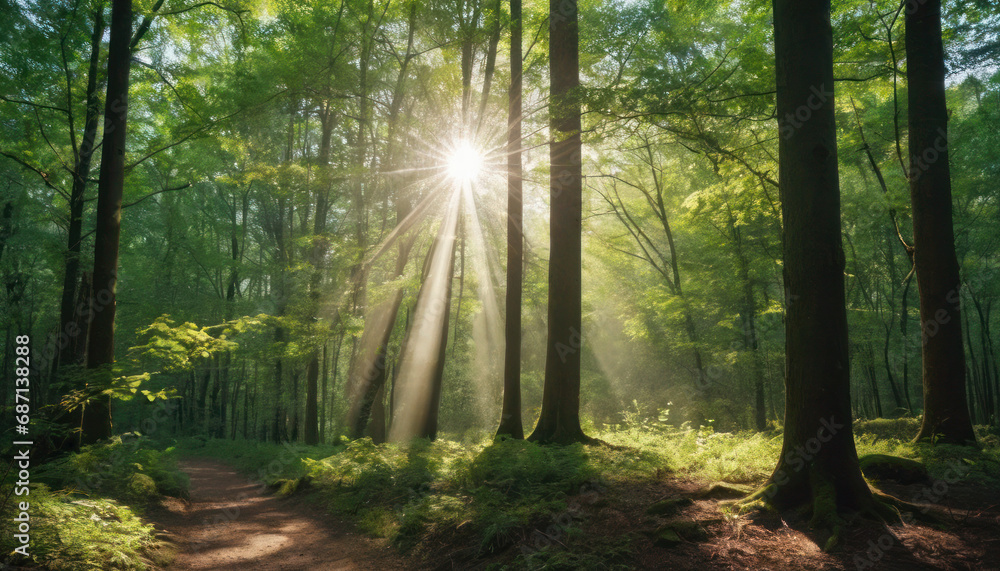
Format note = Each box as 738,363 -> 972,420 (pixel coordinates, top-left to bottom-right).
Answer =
573,476 -> 1000,571
148,459 -> 410,571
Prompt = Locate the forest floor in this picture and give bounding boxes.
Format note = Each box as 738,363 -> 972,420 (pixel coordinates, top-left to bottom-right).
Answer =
528,473 -> 1000,571
148,459 -> 407,571
152,454 -> 1000,571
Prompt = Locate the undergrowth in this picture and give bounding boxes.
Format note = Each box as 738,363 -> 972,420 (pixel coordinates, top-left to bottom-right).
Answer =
1,437 -> 186,570
184,418 -> 999,569
34,437 -> 189,503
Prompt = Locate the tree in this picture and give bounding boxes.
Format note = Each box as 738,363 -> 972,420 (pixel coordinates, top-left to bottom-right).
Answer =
55,8 -> 105,375
81,0 -> 132,444
907,0 -> 977,445
387,189 -> 462,442
741,0 -> 896,541
344,2 -> 421,441
527,0 -> 588,445
497,0 -> 524,439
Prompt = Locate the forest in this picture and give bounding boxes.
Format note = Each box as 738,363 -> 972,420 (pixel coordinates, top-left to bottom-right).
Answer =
1,0 -> 999,568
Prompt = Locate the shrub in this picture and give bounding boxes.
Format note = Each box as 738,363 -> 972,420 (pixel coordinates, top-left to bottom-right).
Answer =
0,484 -> 159,570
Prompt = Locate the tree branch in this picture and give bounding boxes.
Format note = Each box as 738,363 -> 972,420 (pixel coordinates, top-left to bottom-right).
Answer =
0,95 -> 69,115
122,182 -> 193,209
0,151 -> 69,199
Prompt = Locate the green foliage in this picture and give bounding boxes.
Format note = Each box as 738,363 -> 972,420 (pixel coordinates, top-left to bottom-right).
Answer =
468,438 -> 595,500
853,417 -> 923,442
35,438 -> 189,503
175,437 -> 343,484
0,485 -> 160,571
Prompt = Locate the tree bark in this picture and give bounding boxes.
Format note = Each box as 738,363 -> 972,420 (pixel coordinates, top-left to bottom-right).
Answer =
497,0 -> 524,439
56,9 -> 105,378
907,0 -> 977,445
743,0 -> 895,538
528,0 -> 588,445
82,0 -> 133,445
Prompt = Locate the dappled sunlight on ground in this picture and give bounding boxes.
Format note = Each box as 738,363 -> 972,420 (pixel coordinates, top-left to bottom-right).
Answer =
148,459 -> 408,570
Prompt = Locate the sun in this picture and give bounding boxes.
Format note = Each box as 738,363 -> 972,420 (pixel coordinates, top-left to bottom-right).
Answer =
445,141 -> 485,184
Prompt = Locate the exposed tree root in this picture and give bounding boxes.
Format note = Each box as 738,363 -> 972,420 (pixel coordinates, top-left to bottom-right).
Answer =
731,465 -> 904,552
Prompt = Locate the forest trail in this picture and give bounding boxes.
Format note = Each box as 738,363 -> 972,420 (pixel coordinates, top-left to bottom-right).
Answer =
151,459 -> 408,571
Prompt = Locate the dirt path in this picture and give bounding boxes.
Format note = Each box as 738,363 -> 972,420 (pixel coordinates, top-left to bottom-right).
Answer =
151,458 -> 409,571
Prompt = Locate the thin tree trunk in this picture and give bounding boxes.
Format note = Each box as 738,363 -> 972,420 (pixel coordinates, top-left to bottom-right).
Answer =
56,10 -> 105,379
475,0 -> 503,136
304,107 -> 335,446
452,215 -> 466,353
320,342 -> 328,442
731,221 -> 766,431
497,0 -> 524,439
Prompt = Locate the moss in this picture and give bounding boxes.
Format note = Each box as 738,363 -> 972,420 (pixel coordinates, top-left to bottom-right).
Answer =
859,454 -> 929,484
697,482 -> 752,499
128,473 -> 158,501
648,519 -> 708,547
646,497 -> 693,516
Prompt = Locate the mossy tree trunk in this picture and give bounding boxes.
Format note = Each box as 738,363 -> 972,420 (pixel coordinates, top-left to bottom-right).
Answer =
744,0 -> 897,542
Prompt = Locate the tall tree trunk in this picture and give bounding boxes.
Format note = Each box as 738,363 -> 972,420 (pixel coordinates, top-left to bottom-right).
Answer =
528,0 -> 588,445
864,342 -> 884,418
451,215 -> 466,352
344,7 -> 418,439
731,221 -> 766,431
82,0 -> 132,445
901,271 -> 914,412
475,0 -> 503,136
351,0 -> 375,319
320,343 -> 328,442
270,99 -> 297,443
56,10 -> 105,379
744,0 -> 894,536
497,0 -> 524,439
304,107 -> 334,446
907,0 -> 976,445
